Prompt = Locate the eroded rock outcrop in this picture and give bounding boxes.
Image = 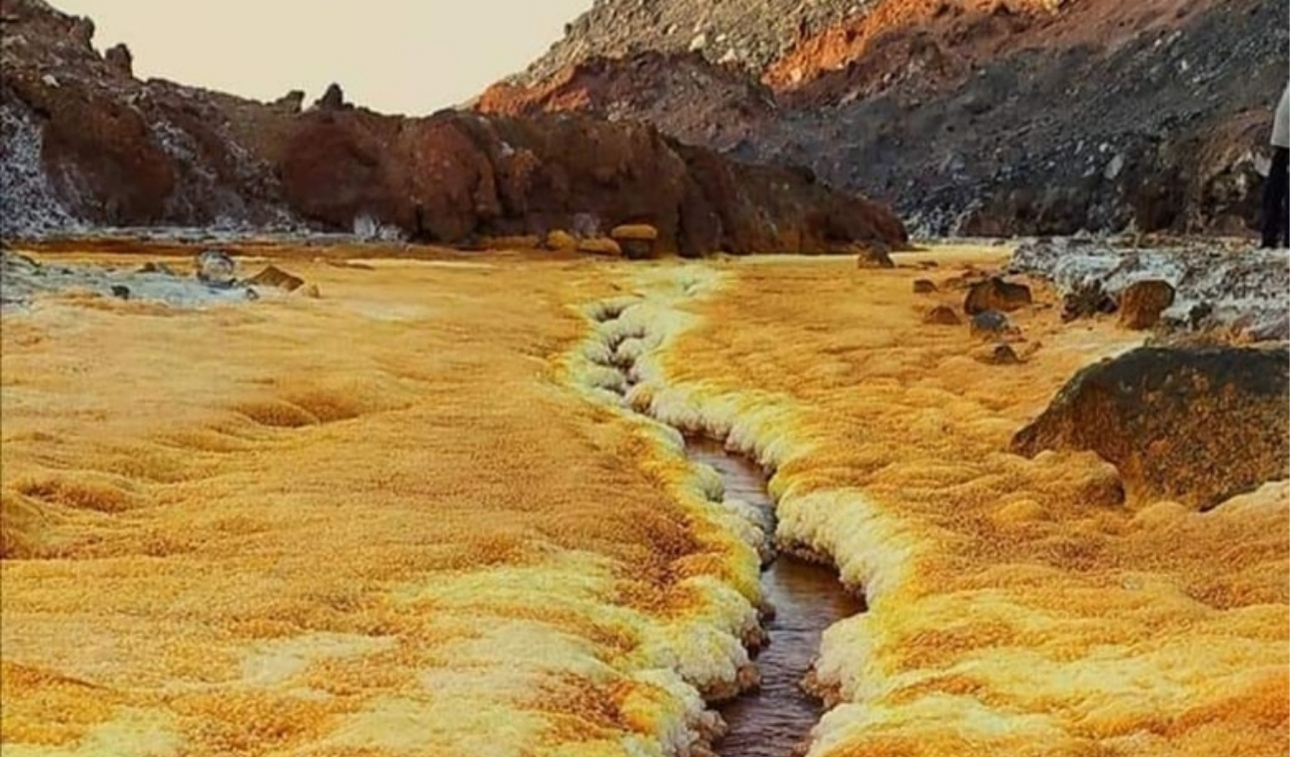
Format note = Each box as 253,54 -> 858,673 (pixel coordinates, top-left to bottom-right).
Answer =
488,0 -> 1287,237
1012,346 -> 1290,510
0,0 -> 906,255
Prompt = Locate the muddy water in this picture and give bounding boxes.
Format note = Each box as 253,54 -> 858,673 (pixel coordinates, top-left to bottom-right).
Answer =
686,438 -> 865,757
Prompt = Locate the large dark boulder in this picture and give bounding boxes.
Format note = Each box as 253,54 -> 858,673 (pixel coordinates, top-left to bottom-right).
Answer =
1012,346 -> 1289,510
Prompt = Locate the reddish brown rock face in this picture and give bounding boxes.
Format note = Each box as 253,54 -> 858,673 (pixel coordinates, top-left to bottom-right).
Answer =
276,108 -> 907,255
0,0 -> 907,254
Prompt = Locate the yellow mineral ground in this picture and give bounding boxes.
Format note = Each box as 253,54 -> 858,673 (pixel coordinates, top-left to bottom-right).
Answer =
1,245 -> 1286,757
619,248 -> 1290,757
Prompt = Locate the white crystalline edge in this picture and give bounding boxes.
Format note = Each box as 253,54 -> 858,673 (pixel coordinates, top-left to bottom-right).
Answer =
0,255 -> 278,309
561,272 -> 774,756
563,265 -> 923,755
1010,239 -> 1290,331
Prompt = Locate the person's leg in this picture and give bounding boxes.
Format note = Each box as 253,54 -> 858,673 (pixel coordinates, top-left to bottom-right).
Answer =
1262,146 -> 1289,248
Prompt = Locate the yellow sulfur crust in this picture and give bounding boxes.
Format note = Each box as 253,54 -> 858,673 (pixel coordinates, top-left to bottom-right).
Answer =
616,249 -> 1289,757
2,245 -> 1285,757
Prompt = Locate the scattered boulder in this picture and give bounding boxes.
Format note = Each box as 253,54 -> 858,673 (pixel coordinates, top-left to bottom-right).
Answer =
545,229 -> 579,251
1011,346 -> 1290,510
245,265 -> 305,292
611,224 -> 660,260
1062,279 -> 1118,322
103,42 -> 131,76
969,309 -> 1011,339
195,250 -> 236,288
923,305 -> 961,326
1117,279 -> 1175,330
577,237 -> 623,256
913,278 -> 938,294
852,243 -> 894,268
109,284 -> 130,300
964,277 -> 1033,315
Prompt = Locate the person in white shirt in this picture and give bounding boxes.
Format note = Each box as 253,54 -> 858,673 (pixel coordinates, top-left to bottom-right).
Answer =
1261,82 -> 1290,248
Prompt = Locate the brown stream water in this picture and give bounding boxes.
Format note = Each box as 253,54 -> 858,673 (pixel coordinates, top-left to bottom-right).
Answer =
685,438 -> 865,757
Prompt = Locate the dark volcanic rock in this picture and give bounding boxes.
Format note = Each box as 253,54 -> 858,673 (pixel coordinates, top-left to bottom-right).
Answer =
964,277 -> 1032,315
489,0 -> 1288,237
969,309 -> 1011,339
1012,346 -> 1290,510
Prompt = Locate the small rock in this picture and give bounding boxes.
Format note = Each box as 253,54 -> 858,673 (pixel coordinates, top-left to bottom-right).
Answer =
109,285 -> 130,300
853,243 -> 894,268
970,309 -> 1011,339
245,288 -> 260,301
545,229 -> 579,251
138,261 -> 176,276
913,279 -> 938,294
1062,279 -> 1117,322
577,237 -> 622,256
923,305 -> 961,326
975,343 -> 1021,365
195,250 -> 236,287
965,276 -> 1032,315
611,224 -> 659,260
610,224 -> 658,242
1188,302 -> 1214,331
1117,279 -> 1175,330
1104,153 -> 1125,180
245,264 -> 305,292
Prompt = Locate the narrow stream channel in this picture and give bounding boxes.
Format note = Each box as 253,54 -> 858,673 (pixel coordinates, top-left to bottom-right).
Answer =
685,438 -> 865,757
594,305 -> 863,756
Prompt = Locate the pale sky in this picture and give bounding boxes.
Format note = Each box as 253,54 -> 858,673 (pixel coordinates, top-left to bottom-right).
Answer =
53,0 -> 591,115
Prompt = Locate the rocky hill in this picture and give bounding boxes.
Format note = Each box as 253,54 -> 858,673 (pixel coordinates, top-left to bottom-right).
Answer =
0,0 -> 906,255
483,0 -> 1290,237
